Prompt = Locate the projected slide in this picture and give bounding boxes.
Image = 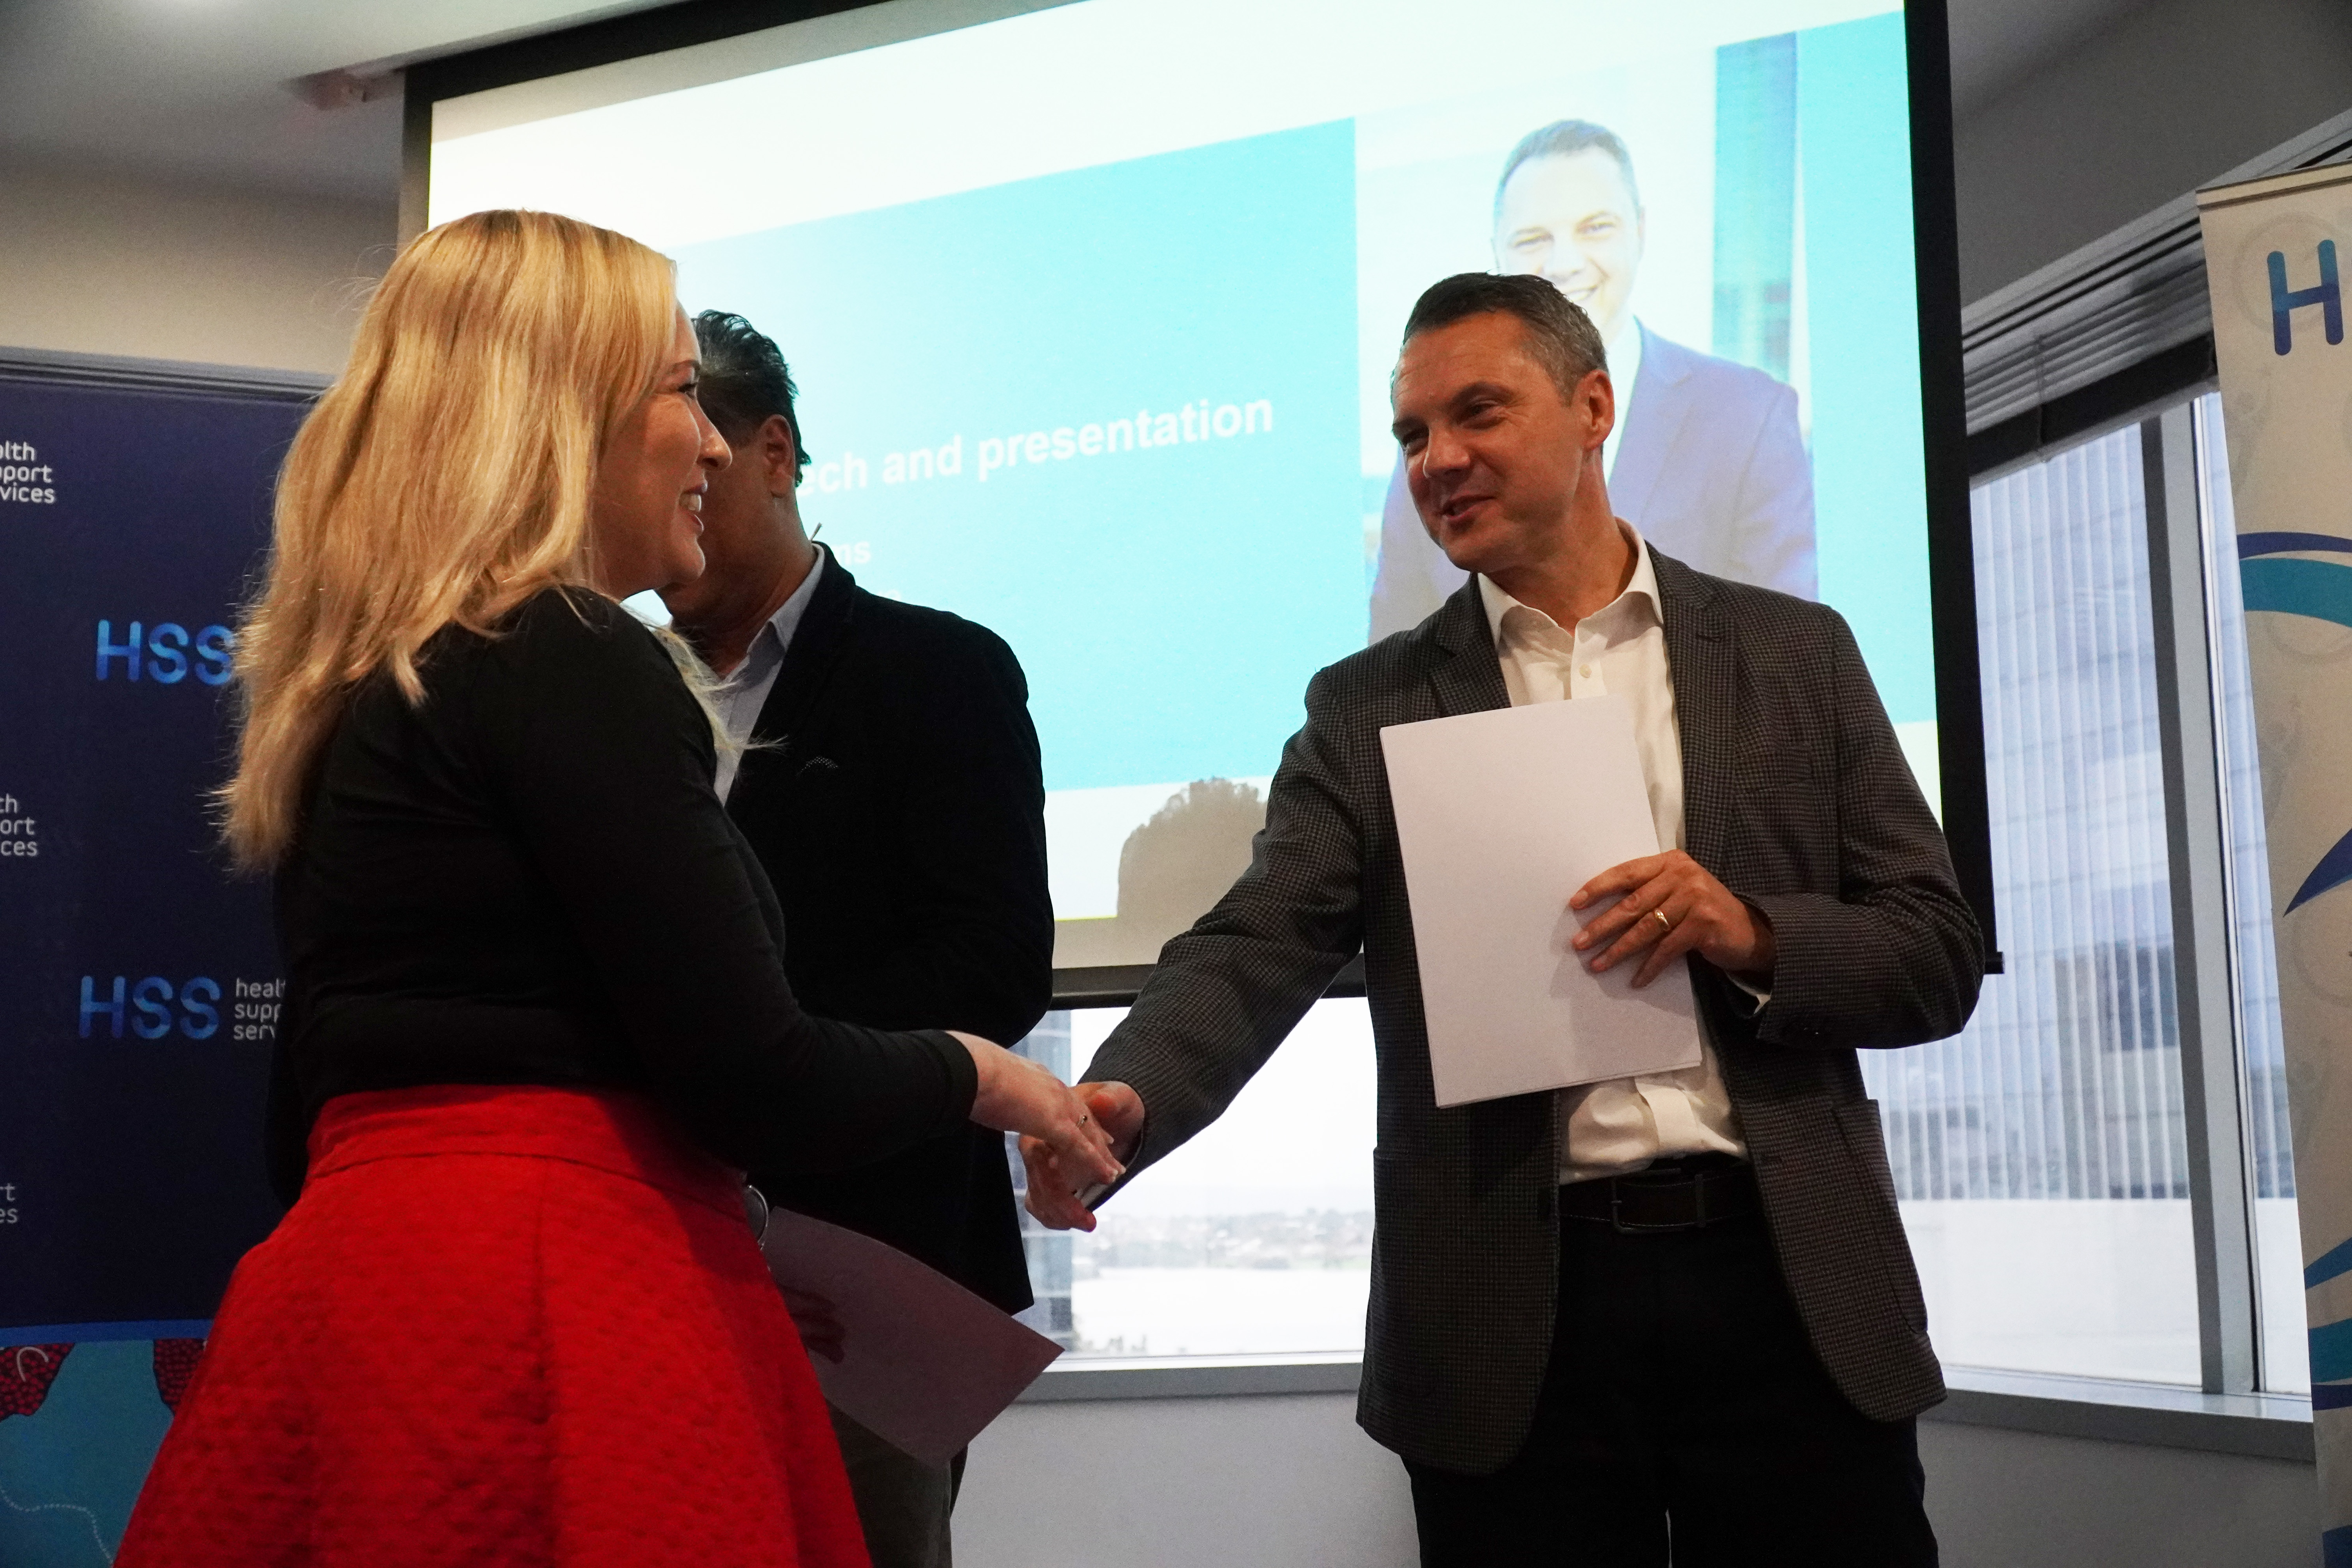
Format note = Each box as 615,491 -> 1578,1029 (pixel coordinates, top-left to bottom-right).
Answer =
431,0 -> 1936,969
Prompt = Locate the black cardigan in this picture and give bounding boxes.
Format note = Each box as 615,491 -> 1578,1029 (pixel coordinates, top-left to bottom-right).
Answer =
265,586 -> 977,1201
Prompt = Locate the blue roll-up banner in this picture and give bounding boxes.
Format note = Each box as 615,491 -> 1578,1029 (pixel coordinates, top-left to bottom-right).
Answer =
2199,165 -> 2352,1563
0,354 -> 316,1563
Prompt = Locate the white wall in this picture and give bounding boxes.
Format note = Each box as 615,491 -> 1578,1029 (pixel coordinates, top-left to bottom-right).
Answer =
959,1392 -> 2320,1568
0,156 -> 393,374
1923,1422 -> 2318,1568
1952,0 -> 2352,303
959,1394 -> 1416,1568
20,1 -> 2347,359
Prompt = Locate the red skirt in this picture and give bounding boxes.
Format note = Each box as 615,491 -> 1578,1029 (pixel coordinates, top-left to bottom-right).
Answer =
117,1085 -> 870,1568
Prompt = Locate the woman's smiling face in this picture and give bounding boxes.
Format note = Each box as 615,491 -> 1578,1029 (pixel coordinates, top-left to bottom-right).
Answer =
588,308 -> 732,599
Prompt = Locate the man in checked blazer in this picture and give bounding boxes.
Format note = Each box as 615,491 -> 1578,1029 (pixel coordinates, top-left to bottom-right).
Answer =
1022,273 -> 1981,1566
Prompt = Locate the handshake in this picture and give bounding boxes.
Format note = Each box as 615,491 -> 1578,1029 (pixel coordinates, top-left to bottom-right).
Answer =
1021,1081 -> 1145,1230
951,1033 -> 1142,1229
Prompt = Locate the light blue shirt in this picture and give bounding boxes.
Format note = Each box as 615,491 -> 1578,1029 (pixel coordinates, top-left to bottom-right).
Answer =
712,547 -> 826,802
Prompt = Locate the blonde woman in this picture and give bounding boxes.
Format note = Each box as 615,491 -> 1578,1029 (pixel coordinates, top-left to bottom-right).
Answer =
115,210 -> 1120,1568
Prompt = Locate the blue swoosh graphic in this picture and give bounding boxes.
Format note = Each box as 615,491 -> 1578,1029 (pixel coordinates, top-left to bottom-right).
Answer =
2241,557 -> 2352,628
2312,1234 -> 2352,1290
2239,558 -> 2352,911
2239,531 -> 2352,559
2288,828 -> 2352,914
2311,1316 -> 2352,1384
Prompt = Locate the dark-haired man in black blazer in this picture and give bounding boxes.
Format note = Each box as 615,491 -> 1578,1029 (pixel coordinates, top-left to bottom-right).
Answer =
661,312 -> 1052,1568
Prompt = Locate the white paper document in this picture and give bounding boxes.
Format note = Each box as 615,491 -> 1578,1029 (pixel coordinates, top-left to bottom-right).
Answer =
760,1207 -> 1062,1466
1379,695 -> 1701,1107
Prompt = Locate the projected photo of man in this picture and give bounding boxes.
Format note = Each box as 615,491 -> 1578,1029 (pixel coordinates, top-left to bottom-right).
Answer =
1368,118 -> 1817,641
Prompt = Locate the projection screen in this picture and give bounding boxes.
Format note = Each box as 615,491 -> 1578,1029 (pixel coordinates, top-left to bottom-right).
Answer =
414,0 -> 1984,982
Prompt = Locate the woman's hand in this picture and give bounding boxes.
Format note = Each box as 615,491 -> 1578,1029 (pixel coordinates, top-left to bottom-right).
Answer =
950,1031 -> 1125,1190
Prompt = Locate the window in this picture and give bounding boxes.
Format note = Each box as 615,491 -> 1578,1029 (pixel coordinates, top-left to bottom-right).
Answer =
1011,999 -> 1376,1358
1864,422 -> 2202,1383
1861,394 -> 2310,1396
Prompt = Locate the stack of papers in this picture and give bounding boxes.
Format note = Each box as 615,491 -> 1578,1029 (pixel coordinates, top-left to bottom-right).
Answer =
761,1208 -> 1063,1465
1379,695 -> 1701,1107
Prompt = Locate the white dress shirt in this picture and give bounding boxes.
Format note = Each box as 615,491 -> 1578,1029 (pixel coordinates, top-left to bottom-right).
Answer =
711,548 -> 826,802
1476,525 -> 1750,1183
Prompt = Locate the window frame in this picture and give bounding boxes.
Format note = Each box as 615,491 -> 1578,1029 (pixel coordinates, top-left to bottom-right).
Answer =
1013,1358 -> 2312,1464
2141,395 -> 2263,1396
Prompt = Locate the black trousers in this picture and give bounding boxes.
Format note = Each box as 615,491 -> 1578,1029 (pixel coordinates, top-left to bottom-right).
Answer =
1406,1199 -> 1936,1568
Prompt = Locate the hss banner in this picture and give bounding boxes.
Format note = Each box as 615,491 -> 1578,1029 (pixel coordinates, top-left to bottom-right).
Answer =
2200,163 -> 2352,1563
0,352 -> 318,1565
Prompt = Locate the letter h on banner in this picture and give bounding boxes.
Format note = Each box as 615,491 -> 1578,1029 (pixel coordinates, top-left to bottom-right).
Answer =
79,976 -> 125,1038
95,619 -> 141,680
2269,240 -> 2343,356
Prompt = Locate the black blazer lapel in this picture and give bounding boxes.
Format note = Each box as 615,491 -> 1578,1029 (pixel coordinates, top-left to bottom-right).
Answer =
727,546 -> 861,823
1653,548 -> 1735,874
745,545 -> 860,753
1427,574 -> 1510,717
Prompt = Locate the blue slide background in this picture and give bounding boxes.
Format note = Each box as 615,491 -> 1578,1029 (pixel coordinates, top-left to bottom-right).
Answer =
676,121 -> 1363,792
1801,11 -> 1935,726
679,24 -> 1935,780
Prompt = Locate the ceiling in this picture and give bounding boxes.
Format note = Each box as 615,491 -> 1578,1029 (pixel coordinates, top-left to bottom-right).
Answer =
0,0 -> 2160,207
0,0 -> 689,200
1945,0 -> 2160,118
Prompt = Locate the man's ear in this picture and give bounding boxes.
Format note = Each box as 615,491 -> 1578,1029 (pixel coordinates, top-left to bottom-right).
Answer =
759,414 -> 800,495
1580,366 -> 1617,453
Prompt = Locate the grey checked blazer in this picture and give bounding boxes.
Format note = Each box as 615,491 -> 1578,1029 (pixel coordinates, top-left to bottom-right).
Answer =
1084,550 -> 1984,1475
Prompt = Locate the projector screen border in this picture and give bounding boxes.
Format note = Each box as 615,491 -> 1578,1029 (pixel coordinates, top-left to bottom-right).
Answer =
1898,0 -> 2000,973
402,0 -> 2002,978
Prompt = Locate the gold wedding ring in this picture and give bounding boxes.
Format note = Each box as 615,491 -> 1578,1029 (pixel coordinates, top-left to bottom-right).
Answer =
1651,908 -> 1673,933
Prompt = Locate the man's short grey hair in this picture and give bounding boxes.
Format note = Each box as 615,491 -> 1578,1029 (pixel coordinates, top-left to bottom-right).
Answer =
1399,272 -> 1608,403
1494,118 -> 1642,219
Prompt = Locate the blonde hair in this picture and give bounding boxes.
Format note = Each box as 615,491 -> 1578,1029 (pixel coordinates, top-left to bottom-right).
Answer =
220,209 -> 682,869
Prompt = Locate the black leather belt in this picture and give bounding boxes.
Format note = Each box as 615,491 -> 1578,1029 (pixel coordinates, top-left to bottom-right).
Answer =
1558,1157 -> 1760,1232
